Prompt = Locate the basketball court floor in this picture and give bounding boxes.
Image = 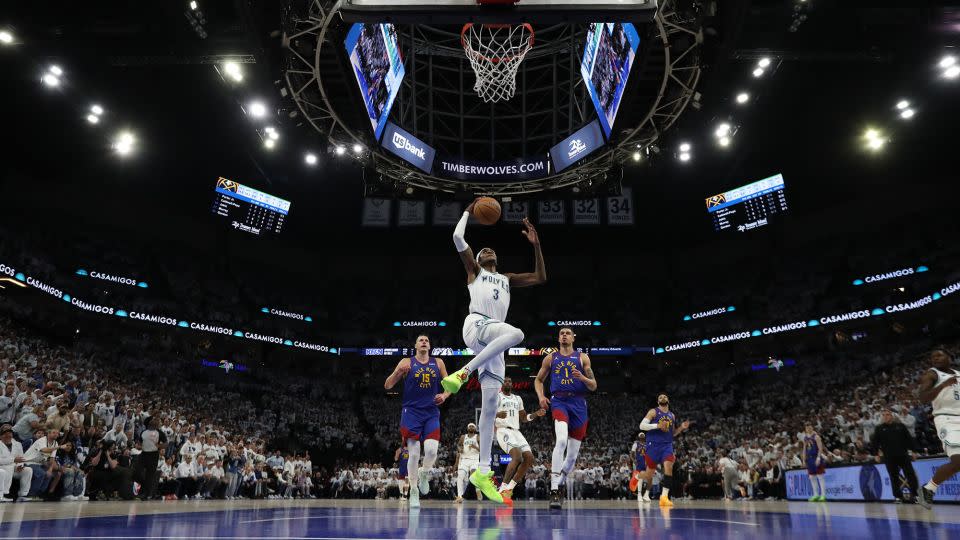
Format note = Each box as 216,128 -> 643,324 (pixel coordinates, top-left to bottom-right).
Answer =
0,499 -> 956,539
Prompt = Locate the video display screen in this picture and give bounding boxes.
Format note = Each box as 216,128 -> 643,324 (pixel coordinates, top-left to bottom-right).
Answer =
212,177 -> 290,236
706,173 -> 789,233
579,22 -> 641,138
344,22 -> 405,140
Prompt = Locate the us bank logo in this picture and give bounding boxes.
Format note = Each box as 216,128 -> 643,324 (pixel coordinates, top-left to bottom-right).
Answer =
567,139 -> 587,159
392,132 -> 425,159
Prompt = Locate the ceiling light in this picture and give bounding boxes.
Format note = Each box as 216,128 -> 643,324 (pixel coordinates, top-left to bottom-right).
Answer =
223,62 -> 243,82
895,100 -> 909,110
352,143 -> 363,154
714,123 -> 731,138
944,65 -> 960,79
866,138 -> 884,151
679,152 -> 691,162
335,146 -> 346,156
248,101 -> 267,118
49,65 -> 63,76
758,57 -> 771,68
899,108 -> 915,119
90,104 -> 104,115
632,151 -> 641,162
305,153 -> 318,165
86,114 -> 99,124
114,132 -> 136,156
939,55 -> 957,69
864,128 -> 880,141
735,92 -> 750,104
268,130 -> 279,140
264,139 -> 275,149
405,186 -> 415,195
679,142 -> 691,152
0,31 -> 13,45
752,67 -> 764,78
41,73 -> 60,87
718,136 -> 731,147
190,1 -> 199,10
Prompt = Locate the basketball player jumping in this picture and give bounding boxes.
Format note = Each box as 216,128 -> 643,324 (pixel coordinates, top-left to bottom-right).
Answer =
441,199 -> 546,506
638,394 -> 691,507
495,376 -> 546,498
384,335 -> 450,508
534,327 -> 598,510
917,347 -> 960,508
454,423 -> 483,503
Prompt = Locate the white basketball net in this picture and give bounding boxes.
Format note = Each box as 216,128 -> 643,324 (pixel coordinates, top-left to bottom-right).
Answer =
461,23 -> 535,103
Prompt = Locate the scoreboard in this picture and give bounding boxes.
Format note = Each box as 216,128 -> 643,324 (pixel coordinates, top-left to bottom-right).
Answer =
212,177 -> 291,236
706,173 -> 788,233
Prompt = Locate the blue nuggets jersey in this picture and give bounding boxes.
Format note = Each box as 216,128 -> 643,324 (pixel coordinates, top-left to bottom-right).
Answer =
804,433 -> 820,457
647,409 -> 676,446
550,351 -> 588,396
403,357 -> 441,409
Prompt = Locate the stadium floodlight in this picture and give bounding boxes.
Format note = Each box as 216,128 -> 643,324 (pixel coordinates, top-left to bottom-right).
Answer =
264,138 -> 275,149
0,31 -> 13,45
735,92 -> 750,104
190,1 -> 199,10
86,114 -> 99,124
113,131 -> 136,156
352,143 -> 363,154
223,62 -> 243,83
899,108 -> 915,119
939,55 -> 956,69
895,100 -> 909,110
632,151 -> 641,162
679,152 -> 691,162
267,130 -> 279,140
862,128 -> 886,152
714,123 -> 731,138
679,142 -> 691,152
718,136 -> 731,147
247,101 -> 267,118
90,104 -> 104,115
41,73 -> 60,87
49,65 -> 63,76
944,65 -> 960,79
335,146 -> 346,156
305,153 -> 318,165
758,57 -> 771,68
752,67 -> 764,78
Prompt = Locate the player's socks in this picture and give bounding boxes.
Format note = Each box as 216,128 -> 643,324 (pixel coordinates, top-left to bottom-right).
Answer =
498,480 -> 516,493
629,471 -> 640,493
470,470 -> 506,505
441,368 -> 470,394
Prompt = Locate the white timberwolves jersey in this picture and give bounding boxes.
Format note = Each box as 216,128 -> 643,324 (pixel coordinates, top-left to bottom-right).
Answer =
930,368 -> 960,416
468,268 -> 511,322
461,434 -> 480,460
496,393 -> 524,430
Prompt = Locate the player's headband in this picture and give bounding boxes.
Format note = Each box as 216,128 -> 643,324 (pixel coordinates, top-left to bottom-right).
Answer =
476,249 -> 490,263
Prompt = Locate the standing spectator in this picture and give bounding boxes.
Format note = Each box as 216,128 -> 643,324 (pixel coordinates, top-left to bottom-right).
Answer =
0,424 -> 32,501
136,417 -> 166,500
0,383 -> 16,425
872,409 -> 919,503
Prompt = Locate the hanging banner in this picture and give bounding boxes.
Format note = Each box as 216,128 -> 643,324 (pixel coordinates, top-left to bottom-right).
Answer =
537,200 -> 566,224
397,200 -> 426,226
361,198 -> 392,227
607,187 -> 634,225
502,201 -> 530,223
573,199 -> 601,224
432,201 -> 462,226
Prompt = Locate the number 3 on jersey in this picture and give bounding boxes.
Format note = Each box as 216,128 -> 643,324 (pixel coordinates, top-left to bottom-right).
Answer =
492,289 -> 499,301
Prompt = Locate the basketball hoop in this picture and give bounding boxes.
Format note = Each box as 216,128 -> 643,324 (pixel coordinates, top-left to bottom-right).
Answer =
461,23 -> 535,103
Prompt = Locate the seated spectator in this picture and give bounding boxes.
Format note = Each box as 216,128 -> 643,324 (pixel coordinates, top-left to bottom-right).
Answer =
0,423 -> 32,501
56,440 -> 87,501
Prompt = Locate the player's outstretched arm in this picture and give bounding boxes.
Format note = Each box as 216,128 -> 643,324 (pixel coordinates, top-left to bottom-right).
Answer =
534,353 -> 553,410
571,354 -> 597,391
505,218 -> 546,288
918,369 -> 956,402
639,409 -> 659,431
384,358 -> 411,390
453,199 -> 481,282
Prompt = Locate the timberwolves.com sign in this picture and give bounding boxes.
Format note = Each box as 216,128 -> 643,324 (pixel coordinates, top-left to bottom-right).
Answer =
437,156 -> 548,182
76,268 -> 148,288
852,265 -> 928,285
393,321 -> 447,327
261,307 -> 313,323
683,306 -> 736,321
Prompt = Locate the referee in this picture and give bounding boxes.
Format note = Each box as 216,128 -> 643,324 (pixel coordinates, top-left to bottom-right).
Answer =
873,409 -> 918,503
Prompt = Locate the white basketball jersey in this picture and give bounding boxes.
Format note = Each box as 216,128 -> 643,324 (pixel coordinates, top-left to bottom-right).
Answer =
461,434 -> 480,460
930,368 -> 960,416
495,393 -> 524,430
468,268 -> 511,322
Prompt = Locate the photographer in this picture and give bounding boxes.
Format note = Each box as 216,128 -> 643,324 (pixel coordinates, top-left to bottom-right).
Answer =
84,439 -> 134,500
56,440 -> 87,501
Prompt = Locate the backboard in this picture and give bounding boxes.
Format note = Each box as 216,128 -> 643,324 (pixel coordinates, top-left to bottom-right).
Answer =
339,0 -> 658,24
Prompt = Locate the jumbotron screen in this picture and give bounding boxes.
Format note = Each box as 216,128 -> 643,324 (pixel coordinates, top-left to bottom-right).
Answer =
344,22 -> 405,140
580,22 -> 641,138
211,177 -> 291,236
706,173 -> 789,233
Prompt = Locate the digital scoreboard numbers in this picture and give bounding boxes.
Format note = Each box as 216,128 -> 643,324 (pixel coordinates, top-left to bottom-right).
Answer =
212,177 -> 291,236
706,173 -> 788,233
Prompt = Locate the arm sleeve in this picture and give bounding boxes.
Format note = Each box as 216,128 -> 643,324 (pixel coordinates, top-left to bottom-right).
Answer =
639,418 -> 659,431
453,211 -> 470,252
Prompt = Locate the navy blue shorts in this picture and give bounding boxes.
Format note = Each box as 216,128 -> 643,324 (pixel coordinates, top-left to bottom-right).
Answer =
551,396 -> 589,441
400,406 -> 441,443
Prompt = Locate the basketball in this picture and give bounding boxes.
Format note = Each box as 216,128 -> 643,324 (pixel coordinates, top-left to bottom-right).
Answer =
473,197 -> 501,225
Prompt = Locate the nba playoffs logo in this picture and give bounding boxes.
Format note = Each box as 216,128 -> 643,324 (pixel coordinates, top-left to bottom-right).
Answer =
567,139 -> 588,159
392,132 -> 426,159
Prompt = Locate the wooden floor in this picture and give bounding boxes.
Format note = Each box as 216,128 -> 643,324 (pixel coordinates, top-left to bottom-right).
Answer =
0,498 -> 957,539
